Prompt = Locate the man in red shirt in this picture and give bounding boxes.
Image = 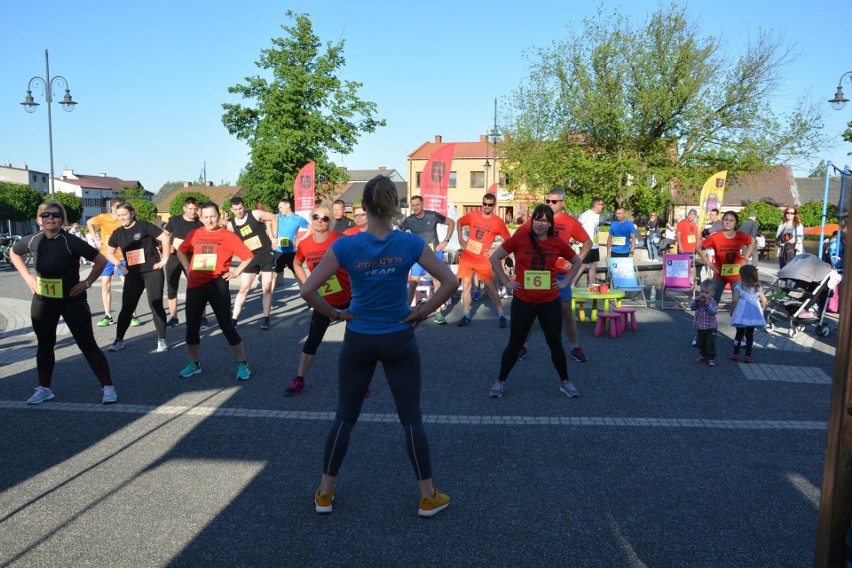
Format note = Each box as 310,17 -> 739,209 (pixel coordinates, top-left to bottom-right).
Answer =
455,193 -> 511,328
676,209 -> 699,254
517,189 -> 592,362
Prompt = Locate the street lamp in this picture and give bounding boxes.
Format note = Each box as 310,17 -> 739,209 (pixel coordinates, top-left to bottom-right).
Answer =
486,99 -> 502,193
20,49 -> 78,198
827,71 -> 852,110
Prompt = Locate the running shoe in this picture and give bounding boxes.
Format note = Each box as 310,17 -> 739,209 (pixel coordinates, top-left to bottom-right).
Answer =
97,315 -> 113,327
730,354 -> 740,361
517,346 -> 528,361
166,317 -> 179,328
418,487 -> 450,517
498,315 -> 509,329
108,339 -> 125,352
315,488 -> 334,514
559,380 -> 580,398
489,381 -> 505,399
284,377 -> 305,397
734,339 -> 748,347
744,356 -> 753,363
236,362 -> 251,381
231,319 -> 238,328
130,316 -> 141,327
200,316 -> 210,328
27,386 -> 55,405
571,346 -> 588,363
179,361 -> 202,378
156,339 -> 169,353
691,334 -> 698,347
457,316 -> 472,327
472,290 -> 480,301
696,356 -> 708,364
260,317 -> 270,330
101,386 -> 118,404
433,312 -> 447,325
707,360 -> 717,367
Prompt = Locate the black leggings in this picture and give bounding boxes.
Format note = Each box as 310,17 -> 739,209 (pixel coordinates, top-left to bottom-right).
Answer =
734,326 -> 755,356
302,303 -> 350,355
322,327 -> 432,480
116,270 -> 167,341
31,296 -> 112,388
499,297 -> 568,382
185,278 -> 241,346
165,257 -> 184,300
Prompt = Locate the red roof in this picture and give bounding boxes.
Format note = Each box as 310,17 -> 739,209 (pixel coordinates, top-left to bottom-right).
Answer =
408,135 -> 494,160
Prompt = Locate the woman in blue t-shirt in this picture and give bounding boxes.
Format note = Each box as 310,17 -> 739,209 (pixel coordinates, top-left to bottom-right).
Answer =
300,175 -> 459,517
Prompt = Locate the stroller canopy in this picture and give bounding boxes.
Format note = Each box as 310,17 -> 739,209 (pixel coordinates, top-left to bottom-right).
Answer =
776,253 -> 832,283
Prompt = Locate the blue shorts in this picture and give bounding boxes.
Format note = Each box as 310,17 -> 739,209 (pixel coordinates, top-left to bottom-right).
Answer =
557,274 -> 572,302
410,250 -> 445,277
99,260 -> 127,278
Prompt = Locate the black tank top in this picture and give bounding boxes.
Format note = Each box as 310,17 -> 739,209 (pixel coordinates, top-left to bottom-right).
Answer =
230,212 -> 273,254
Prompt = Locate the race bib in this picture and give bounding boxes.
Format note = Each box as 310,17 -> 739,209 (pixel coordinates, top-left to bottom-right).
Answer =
466,240 -> 484,255
191,253 -> 217,271
319,274 -> 343,296
720,264 -> 741,277
687,235 -> 696,243
244,235 -> 262,250
611,236 -> 626,246
37,277 -> 62,299
524,270 -> 551,290
125,249 -> 146,266
428,242 -> 435,251
172,237 -> 184,250
278,237 -> 290,248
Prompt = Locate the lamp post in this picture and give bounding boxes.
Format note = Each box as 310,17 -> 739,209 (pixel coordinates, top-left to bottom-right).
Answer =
486,98 -> 502,206
20,49 -> 78,199
827,71 -> 852,110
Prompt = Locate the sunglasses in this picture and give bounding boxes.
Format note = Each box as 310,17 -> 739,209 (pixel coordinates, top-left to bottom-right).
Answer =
353,213 -> 366,218
786,211 -> 795,214
312,214 -> 331,222
545,199 -> 563,205
40,211 -> 62,219
482,202 -> 495,207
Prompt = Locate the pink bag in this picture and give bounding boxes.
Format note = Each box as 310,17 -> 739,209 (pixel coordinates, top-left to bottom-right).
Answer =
828,284 -> 840,313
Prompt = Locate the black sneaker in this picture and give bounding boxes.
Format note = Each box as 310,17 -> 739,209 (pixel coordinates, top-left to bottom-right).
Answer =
457,315 -> 472,327
232,319 -> 238,328
260,317 -> 270,330
200,316 -> 210,328
517,346 -> 528,361
571,346 -> 588,363
498,315 -> 509,329
166,317 -> 179,328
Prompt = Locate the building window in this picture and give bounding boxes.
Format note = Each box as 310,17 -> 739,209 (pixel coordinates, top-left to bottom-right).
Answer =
470,171 -> 485,188
498,172 -> 507,187
416,172 -> 421,188
449,172 -> 457,188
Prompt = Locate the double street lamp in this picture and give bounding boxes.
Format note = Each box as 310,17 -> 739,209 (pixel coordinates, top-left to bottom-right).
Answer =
20,49 -> 78,198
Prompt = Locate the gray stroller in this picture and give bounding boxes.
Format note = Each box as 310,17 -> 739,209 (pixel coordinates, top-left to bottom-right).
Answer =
764,254 -> 833,338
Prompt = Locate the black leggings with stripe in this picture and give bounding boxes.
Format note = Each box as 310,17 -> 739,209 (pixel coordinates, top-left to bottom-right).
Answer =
322,327 -> 432,480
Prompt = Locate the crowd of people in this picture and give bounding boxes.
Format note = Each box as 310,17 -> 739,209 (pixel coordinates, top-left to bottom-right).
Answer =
9,177 -> 833,516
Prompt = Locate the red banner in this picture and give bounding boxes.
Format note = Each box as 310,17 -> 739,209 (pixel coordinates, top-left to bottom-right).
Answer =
420,143 -> 455,215
293,162 -> 316,211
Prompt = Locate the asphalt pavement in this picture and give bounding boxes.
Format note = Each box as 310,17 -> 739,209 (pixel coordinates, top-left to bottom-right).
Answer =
0,258 -> 837,567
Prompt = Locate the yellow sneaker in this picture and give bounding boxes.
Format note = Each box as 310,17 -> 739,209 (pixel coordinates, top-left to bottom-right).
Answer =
418,487 -> 450,517
315,488 -> 334,514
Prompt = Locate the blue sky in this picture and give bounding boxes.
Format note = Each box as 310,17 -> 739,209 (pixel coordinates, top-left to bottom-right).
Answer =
1,0 -> 849,193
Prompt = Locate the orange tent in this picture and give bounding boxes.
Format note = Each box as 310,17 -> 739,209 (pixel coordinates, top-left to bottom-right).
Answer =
804,224 -> 839,236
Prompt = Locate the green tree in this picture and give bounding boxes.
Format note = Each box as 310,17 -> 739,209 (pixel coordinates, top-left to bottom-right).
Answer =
168,191 -> 214,217
808,160 -> 829,178
159,181 -> 185,194
797,201 -> 838,228
0,182 -> 42,222
222,11 -> 385,209
740,201 -> 787,233
128,199 -> 158,223
51,191 -> 83,224
844,119 -> 852,156
502,3 -> 826,214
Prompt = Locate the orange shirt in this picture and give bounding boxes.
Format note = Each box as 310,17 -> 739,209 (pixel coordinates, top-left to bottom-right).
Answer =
295,232 -> 351,308
676,219 -> 699,253
701,231 -> 753,284
91,213 -> 124,260
457,211 -> 511,265
501,232 -> 577,303
179,227 -> 253,288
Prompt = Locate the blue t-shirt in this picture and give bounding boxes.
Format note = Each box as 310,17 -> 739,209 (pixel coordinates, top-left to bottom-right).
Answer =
331,231 -> 425,334
609,220 -> 637,254
276,213 -> 309,252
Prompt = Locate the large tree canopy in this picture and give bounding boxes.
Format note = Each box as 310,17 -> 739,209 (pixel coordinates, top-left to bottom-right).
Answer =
50,191 -> 83,224
222,11 -> 385,208
0,182 -> 42,222
502,3 -> 826,213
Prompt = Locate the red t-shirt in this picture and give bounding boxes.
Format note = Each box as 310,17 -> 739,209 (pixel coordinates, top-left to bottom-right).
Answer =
342,227 -> 360,236
518,213 -> 589,274
676,219 -> 699,253
500,232 -> 577,303
701,231 -> 753,284
295,232 -> 351,308
457,211 -> 511,265
179,227 -> 253,288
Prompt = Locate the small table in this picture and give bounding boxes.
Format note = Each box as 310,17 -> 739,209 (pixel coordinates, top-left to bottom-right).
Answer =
572,288 -> 626,322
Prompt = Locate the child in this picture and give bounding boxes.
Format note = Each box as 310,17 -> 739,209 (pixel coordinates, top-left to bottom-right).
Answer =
690,279 -> 719,367
729,265 -> 767,363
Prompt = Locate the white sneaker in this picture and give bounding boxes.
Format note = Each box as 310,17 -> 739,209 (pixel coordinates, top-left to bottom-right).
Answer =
156,339 -> 168,353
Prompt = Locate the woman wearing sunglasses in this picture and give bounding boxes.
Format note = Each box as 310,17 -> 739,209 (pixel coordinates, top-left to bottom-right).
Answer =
9,201 -> 117,405
775,206 -> 804,268
302,175 -> 458,517
285,204 -> 352,397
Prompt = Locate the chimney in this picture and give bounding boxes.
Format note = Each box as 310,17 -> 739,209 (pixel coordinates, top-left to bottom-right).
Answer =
480,135 -> 488,143
207,181 -> 214,186
378,166 -> 386,171
434,135 -> 442,143
99,173 -> 107,177
20,163 -> 29,170
183,181 -> 193,187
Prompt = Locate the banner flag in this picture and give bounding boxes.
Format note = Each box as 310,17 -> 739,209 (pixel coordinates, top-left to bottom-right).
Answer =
696,170 -> 727,229
420,144 -> 455,215
294,162 -> 316,212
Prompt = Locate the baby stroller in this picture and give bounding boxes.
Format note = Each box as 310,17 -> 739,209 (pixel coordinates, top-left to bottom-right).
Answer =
764,254 -> 834,338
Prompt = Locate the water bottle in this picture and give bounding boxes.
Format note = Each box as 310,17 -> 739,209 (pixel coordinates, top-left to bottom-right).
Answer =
649,285 -> 657,308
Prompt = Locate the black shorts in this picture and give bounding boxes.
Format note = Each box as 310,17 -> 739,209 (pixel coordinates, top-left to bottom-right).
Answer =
274,252 -> 296,273
243,251 -> 276,274
583,248 -> 600,264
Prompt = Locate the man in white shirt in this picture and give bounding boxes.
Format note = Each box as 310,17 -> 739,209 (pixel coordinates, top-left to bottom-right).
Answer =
572,197 -> 604,287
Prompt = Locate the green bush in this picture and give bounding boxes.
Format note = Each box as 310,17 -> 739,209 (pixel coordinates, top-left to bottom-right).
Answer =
50,191 -> 83,224
797,201 -> 838,228
168,191 -> 213,217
